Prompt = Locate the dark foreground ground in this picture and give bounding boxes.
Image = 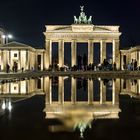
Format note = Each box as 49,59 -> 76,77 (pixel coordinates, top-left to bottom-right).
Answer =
0,95 -> 140,140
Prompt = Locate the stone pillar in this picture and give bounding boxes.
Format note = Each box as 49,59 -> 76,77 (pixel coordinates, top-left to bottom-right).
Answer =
6,51 -> 8,65
71,40 -> 77,67
58,40 -> 64,68
71,77 -> 76,104
112,79 -> 120,105
35,53 -> 38,70
18,50 -> 21,70
100,40 -> 106,64
18,81 -> 21,94
9,50 -> 11,66
100,80 -> 106,104
26,50 -> 29,70
26,80 -> 29,94
112,80 -> 115,105
88,40 -> 93,65
1,50 -> 3,70
45,77 -> 52,105
137,51 -> 140,67
45,40 -> 52,69
121,53 -> 124,70
58,77 -> 64,104
9,83 -> 11,93
113,40 -> 120,70
43,51 -> 47,70
88,79 -> 93,104
3,50 -> 6,70
41,54 -> 43,70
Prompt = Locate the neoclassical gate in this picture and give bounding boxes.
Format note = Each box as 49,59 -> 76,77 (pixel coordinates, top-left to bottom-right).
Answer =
44,6 -> 121,69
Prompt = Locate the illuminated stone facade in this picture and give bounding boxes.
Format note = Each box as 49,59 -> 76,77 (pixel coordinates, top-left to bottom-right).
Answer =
44,24 -> 121,69
0,41 -> 45,71
120,46 -> 140,70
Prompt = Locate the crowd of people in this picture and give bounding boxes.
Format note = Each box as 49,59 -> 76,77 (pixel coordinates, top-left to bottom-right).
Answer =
3,57 -> 140,73
5,62 -> 24,73
123,59 -> 138,71
48,54 -> 117,71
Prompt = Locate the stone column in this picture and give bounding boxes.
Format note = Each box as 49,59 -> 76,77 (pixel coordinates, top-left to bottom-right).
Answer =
71,40 -> 77,67
112,80 -> 115,105
1,50 -> 3,70
18,81 -> 21,94
45,40 -> 52,69
9,50 -> 11,66
88,40 -> 93,65
58,77 -> 64,104
26,80 -> 29,94
121,53 -> 124,70
100,40 -> 106,64
113,40 -> 120,70
35,52 -> 38,70
100,80 -> 106,104
88,79 -> 93,104
112,79 -> 120,105
18,50 -> 21,70
45,77 -> 52,104
71,77 -> 76,104
41,54 -> 43,70
43,51 -> 46,70
6,51 -> 8,65
3,50 -> 6,70
58,40 -> 64,68
9,83 -> 11,93
137,51 -> 140,67
26,50 -> 29,70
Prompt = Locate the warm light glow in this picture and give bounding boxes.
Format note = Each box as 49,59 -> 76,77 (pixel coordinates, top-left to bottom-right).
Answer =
2,35 -> 6,39
2,101 -> 6,110
98,77 -> 101,81
8,101 -> 12,111
1,34 -> 13,39
8,34 -> 13,39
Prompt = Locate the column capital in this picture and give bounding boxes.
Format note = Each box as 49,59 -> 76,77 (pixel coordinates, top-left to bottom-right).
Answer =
100,39 -> 106,43
113,39 -> 120,43
71,39 -> 77,43
45,39 -> 52,42
88,39 -> 93,42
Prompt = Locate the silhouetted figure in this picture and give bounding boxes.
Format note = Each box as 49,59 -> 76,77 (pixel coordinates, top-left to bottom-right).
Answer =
113,62 -> 116,70
6,64 -> 10,73
134,59 -> 137,70
131,59 -> 134,71
21,67 -> 24,73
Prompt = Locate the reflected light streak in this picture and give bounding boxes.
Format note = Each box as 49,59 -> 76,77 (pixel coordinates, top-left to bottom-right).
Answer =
2,100 -> 6,110
8,101 -> 12,111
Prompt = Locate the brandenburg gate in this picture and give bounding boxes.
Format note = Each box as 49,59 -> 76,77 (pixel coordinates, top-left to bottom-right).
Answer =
44,6 -> 121,69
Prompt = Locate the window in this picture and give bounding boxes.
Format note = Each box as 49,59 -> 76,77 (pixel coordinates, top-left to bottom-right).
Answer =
14,53 -> 17,57
14,86 -> 17,90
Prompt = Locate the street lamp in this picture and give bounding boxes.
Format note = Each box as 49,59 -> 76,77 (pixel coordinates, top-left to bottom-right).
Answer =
2,34 -> 13,44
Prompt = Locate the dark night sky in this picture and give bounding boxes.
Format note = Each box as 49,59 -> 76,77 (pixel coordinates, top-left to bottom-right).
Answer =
0,0 -> 140,48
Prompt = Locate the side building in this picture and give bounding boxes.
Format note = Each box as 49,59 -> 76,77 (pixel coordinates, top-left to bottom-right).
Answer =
120,46 -> 140,70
